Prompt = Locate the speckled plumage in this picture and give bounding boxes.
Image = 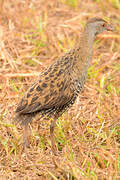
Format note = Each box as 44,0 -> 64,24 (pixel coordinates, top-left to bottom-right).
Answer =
15,18 -> 114,155
16,48 -> 88,124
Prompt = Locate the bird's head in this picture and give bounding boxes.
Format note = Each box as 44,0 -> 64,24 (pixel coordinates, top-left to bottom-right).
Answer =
85,17 -> 115,37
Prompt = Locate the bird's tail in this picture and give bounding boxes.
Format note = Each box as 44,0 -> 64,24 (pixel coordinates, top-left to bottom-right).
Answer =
14,113 -> 33,126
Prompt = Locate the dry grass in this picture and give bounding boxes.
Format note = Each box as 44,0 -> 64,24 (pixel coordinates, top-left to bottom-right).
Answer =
0,0 -> 120,179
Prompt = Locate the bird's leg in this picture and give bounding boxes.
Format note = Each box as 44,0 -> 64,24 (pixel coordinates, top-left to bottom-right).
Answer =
23,124 -> 29,148
50,118 -> 57,155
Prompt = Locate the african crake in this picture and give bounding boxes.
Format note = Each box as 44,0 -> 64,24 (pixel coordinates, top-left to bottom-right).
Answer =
15,18 -> 114,155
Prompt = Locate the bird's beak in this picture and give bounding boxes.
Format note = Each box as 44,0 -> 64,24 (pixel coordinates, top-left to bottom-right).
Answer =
106,24 -> 116,32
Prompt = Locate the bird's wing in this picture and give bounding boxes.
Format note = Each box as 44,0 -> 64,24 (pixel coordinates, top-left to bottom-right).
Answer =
16,79 -> 72,114
16,61 -> 73,114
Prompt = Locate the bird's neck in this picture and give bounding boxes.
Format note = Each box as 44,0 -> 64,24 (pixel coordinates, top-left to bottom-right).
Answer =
84,25 -> 96,44
71,27 -> 96,79
78,27 -> 96,63
80,26 -> 96,53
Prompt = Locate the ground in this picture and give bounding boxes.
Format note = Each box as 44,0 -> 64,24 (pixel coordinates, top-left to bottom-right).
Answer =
0,0 -> 120,179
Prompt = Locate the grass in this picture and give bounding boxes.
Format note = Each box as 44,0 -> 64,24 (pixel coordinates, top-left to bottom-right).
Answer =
61,0 -> 79,8
0,0 -> 120,179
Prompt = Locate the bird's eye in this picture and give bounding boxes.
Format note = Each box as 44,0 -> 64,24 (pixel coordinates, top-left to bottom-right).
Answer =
102,23 -> 106,27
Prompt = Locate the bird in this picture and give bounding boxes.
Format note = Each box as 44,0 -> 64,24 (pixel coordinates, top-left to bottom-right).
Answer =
15,17 -> 114,155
